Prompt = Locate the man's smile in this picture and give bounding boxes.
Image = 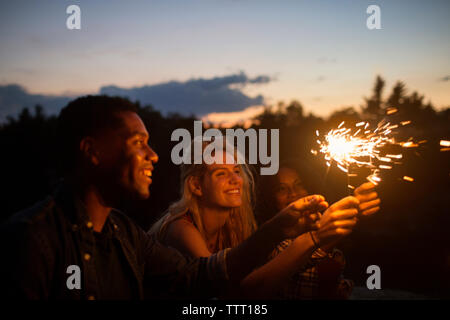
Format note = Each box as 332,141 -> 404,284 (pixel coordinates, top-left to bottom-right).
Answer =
141,168 -> 153,183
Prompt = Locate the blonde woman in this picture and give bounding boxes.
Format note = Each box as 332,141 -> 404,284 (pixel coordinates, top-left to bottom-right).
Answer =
149,140 -> 362,298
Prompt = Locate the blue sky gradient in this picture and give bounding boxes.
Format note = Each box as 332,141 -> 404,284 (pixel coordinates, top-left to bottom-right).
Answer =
0,0 -> 449,120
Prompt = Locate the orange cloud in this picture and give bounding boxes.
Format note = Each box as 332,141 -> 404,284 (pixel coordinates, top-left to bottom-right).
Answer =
201,105 -> 265,128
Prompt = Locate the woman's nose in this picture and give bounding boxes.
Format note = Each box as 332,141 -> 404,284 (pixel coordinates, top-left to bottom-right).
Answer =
230,172 -> 242,185
287,188 -> 302,201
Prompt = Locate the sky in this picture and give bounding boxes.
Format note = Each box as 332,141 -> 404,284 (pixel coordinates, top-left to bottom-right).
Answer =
0,0 -> 449,123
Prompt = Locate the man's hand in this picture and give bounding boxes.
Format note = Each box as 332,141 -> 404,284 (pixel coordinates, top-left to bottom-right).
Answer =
312,196 -> 360,246
272,195 -> 329,240
354,182 -> 380,216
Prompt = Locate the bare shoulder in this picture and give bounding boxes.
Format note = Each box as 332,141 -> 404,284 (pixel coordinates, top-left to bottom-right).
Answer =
165,218 -> 211,257
166,218 -> 199,239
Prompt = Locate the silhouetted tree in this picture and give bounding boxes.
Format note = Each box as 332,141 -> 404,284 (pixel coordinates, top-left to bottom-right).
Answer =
362,75 -> 385,120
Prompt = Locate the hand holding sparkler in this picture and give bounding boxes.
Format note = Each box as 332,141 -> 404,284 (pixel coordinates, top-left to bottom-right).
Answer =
310,196 -> 360,247
354,182 -> 380,216
274,194 -> 328,240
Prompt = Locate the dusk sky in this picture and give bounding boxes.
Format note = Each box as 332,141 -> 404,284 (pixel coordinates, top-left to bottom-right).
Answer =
0,0 -> 449,123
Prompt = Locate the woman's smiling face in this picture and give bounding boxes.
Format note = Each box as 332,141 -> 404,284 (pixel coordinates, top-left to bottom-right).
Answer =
274,167 -> 308,211
199,150 -> 244,209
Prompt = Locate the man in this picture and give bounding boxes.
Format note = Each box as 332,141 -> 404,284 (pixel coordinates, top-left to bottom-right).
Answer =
0,95 -> 359,299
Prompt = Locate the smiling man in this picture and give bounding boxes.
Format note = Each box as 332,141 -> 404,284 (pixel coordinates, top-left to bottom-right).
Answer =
0,95 -> 351,300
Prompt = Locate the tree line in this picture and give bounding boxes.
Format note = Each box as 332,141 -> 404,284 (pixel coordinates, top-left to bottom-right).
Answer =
1,76 -> 449,296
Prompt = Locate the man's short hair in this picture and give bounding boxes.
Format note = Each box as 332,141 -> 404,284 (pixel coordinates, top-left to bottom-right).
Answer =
57,95 -> 138,173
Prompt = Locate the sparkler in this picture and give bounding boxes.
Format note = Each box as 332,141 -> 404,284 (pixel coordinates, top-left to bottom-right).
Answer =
312,117 -> 418,192
440,140 -> 450,152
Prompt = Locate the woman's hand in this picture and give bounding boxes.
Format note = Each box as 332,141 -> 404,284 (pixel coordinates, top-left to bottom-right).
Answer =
354,182 -> 380,216
271,194 -> 329,240
312,196 -> 360,246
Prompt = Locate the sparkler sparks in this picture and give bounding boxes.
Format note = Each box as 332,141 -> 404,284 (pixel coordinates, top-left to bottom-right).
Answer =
440,140 -> 450,147
440,140 -> 450,152
401,141 -> 419,148
386,107 -> 398,115
312,119 -> 418,186
315,121 -> 393,170
311,110 -> 448,190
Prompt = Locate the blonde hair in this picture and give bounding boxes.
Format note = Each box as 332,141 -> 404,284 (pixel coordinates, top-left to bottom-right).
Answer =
149,139 -> 257,251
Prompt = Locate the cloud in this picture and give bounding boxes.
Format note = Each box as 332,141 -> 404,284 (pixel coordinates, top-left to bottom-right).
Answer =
201,105 -> 266,128
0,84 -> 71,122
100,71 -> 273,115
0,72 -> 273,122
248,75 -> 272,84
438,75 -> 450,82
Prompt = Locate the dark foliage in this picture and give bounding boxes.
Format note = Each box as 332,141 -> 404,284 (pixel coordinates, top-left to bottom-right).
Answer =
1,76 -> 449,297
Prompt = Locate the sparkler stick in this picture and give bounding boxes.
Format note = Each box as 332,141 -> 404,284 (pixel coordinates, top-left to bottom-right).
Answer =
347,164 -> 354,195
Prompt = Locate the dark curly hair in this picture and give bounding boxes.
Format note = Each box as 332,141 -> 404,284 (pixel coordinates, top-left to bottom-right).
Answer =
57,95 -> 138,173
255,158 -> 319,225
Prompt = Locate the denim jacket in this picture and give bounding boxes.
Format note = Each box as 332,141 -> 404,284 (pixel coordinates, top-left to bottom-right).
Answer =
0,185 -> 229,300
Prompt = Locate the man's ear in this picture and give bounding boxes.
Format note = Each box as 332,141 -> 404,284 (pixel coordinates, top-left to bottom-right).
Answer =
79,137 -> 100,166
188,176 -> 203,197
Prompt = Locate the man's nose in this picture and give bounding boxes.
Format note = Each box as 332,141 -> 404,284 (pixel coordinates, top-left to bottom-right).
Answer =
146,145 -> 159,164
